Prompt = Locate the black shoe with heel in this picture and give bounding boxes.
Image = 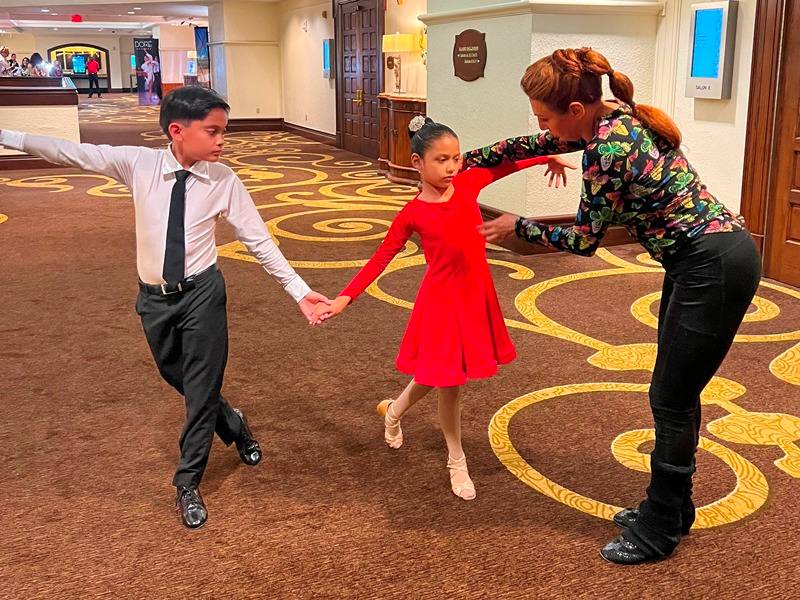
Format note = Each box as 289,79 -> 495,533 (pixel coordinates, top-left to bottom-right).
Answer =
233,408 -> 262,466
176,486 -> 207,529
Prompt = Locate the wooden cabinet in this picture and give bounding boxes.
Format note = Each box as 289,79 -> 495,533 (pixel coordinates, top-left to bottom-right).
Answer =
378,93 -> 426,185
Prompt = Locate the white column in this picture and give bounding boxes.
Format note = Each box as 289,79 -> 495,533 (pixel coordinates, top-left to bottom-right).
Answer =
208,0 -> 282,120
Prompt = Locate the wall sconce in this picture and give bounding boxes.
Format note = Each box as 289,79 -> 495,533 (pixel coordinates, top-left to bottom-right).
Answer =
382,32 -> 415,93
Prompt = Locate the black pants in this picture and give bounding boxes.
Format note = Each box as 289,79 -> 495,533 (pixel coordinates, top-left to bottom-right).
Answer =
88,74 -> 100,97
136,267 -> 242,488
625,230 -> 761,555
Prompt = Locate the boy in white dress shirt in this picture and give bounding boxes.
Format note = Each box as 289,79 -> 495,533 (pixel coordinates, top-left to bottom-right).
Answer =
0,86 -> 330,529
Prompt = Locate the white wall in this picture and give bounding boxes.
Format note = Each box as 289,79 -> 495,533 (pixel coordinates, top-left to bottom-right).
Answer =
525,12 -> 658,217
426,11 -> 533,213
423,0 -> 754,218
385,0 -> 427,96
279,0 -> 336,134
662,0 -> 756,214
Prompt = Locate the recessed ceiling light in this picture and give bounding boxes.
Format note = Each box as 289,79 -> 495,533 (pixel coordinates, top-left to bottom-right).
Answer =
41,8 -> 50,12
133,7 -> 142,10
127,11 -> 135,14
53,27 -> 58,30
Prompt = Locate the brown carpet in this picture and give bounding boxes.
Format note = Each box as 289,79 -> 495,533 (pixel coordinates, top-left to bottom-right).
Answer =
1,95 -> 799,599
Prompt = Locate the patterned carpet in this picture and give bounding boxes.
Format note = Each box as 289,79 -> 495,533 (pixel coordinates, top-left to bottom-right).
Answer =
0,95 -> 799,598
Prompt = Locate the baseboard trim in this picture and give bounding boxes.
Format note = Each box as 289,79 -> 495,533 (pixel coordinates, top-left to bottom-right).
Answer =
479,207 -> 632,255
0,155 -> 58,171
226,117 -> 284,132
283,122 -> 338,146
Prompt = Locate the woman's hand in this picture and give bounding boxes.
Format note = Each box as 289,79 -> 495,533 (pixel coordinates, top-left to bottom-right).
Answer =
545,156 -> 577,188
313,295 -> 351,322
477,213 -> 518,244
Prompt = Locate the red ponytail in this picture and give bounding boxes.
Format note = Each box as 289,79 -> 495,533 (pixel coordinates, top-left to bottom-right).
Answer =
521,47 -> 681,149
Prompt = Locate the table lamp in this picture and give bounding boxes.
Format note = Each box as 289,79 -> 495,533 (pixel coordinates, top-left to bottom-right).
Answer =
382,32 -> 415,93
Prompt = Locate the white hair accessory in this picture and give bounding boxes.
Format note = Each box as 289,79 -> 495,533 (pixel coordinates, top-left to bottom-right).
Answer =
408,115 -> 426,134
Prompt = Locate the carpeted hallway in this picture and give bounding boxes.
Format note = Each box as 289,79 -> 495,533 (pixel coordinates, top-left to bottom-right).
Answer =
1,95 -> 799,599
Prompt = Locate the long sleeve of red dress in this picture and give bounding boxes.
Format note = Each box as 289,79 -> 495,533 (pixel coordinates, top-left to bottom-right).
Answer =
456,155 -> 551,190
340,204 -> 414,301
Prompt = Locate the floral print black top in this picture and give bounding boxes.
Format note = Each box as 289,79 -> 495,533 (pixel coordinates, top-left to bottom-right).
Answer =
463,103 -> 745,262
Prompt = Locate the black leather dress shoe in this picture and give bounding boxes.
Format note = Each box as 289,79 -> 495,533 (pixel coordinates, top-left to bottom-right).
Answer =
176,486 -> 207,529
233,408 -> 262,466
613,508 -> 693,535
600,534 -> 662,565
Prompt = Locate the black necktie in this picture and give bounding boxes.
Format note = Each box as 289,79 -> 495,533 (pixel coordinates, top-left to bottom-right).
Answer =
163,170 -> 191,285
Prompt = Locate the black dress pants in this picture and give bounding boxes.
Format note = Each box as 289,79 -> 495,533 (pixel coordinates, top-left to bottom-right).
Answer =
624,230 -> 761,556
88,74 -> 100,96
136,267 -> 242,488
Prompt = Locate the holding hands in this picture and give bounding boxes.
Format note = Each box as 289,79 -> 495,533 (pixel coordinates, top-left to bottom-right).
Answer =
312,295 -> 351,323
299,291 -> 333,325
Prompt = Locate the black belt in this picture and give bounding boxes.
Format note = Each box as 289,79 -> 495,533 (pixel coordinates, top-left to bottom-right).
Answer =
138,264 -> 218,296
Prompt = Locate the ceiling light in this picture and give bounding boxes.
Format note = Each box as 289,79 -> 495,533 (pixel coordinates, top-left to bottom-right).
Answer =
133,7 -> 142,10
127,11 -> 135,15
41,9 -> 50,13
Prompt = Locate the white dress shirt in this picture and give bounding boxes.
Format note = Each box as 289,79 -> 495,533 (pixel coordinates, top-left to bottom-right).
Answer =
0,130 -> 311,302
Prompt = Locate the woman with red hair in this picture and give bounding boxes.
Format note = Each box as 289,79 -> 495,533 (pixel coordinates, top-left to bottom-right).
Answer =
471,48 -> 761,565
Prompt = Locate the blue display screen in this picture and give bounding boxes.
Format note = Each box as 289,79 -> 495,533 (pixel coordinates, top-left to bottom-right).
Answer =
130,54 -> 136,70
323,39 -> 331,71
691,7 -> 724,78
72,55 -> 86,74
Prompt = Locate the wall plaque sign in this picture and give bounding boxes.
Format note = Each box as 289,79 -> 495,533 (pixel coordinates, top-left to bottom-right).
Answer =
453,29 -> 487,82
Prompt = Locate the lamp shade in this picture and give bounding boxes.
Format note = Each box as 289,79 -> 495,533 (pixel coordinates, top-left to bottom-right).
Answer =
187,50 -> 198,59
382,33 -> 415,54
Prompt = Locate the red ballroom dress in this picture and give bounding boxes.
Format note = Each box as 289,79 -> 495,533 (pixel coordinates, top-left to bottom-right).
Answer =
341,156 -> 550,387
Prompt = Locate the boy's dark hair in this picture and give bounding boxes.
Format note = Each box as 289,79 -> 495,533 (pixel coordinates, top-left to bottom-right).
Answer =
159,86 -> 231,139
408,117 -> 457,156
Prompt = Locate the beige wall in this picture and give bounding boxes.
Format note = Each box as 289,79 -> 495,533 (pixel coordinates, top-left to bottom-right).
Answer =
279,0 -> 336,134
385,0 -> 427,96
208,0 -> 282,119
0,31 -> 139,90
153,24 -> 196,85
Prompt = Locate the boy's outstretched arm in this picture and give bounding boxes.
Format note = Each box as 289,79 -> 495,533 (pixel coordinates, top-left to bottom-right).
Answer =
0,129 -> 137,185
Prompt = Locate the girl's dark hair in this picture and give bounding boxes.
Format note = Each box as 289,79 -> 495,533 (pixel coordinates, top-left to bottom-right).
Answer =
159,86 -> 231,138
521,47 -> 682,149
408,117 -> 457,156
30,52 -> 43,67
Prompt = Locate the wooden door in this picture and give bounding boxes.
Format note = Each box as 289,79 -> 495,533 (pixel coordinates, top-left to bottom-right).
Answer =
336,0 -> 382,158
765,0 -> 800,285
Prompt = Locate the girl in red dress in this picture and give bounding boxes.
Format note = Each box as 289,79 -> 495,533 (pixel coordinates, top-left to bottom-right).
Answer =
315,117 -> 572,500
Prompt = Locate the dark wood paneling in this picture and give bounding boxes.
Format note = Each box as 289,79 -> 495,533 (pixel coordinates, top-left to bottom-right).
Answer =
334,0 -> 384,158
740,0 -> 786,241
0,77 -> 64,88
0,88 -> 78,106
763,0 -> 800,285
